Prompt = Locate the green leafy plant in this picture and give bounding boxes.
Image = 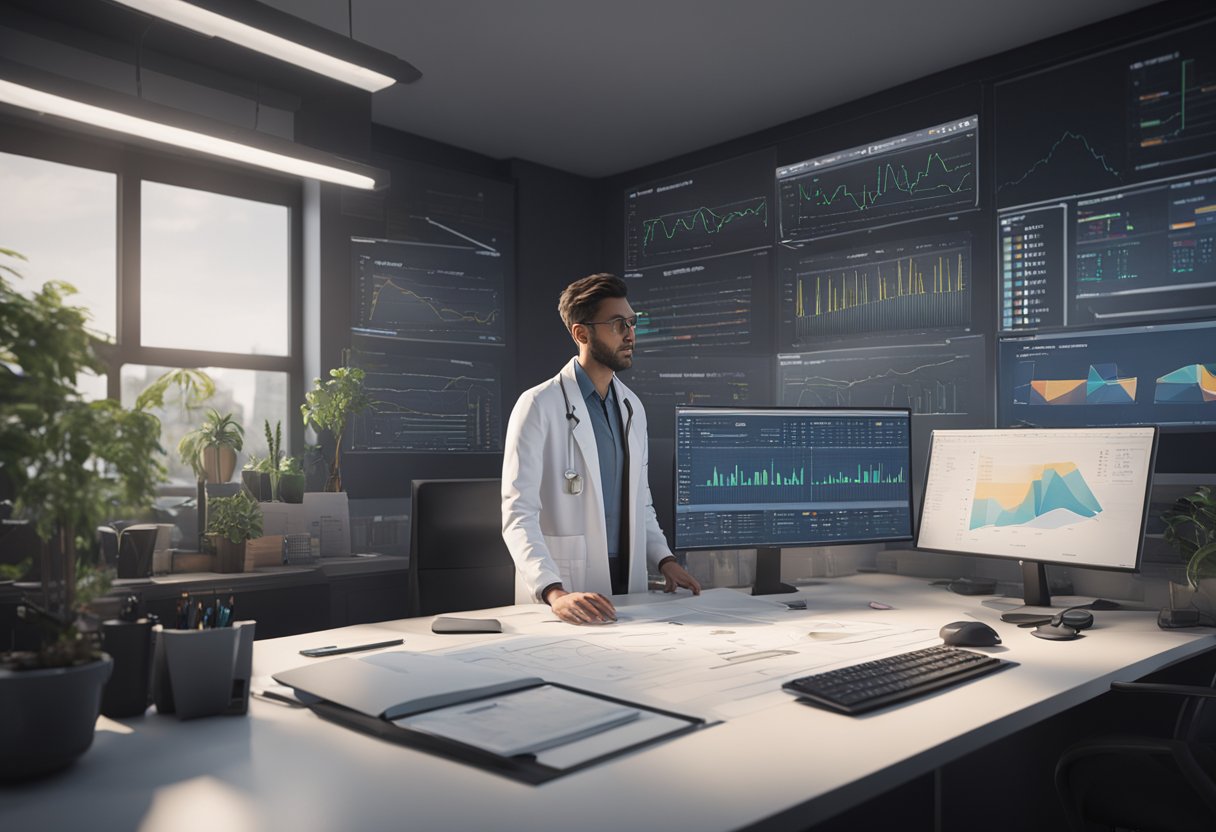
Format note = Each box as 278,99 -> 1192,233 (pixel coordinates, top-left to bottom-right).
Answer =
1161,486 -> 1216,590
134,368 -> 215,415
300,366 -> 373,492
0,249 -> 164,667
263,419 -> 283,499
178,408 -> 244,481
205,490 -> 264,544
279,455 -> 303,475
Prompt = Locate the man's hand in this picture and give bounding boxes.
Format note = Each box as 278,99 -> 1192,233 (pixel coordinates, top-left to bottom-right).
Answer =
660,559 -> 702,595
546,588 -> 617,624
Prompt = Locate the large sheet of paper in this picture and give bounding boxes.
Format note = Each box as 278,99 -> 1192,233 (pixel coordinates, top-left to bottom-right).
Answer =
435,589 -> 938,719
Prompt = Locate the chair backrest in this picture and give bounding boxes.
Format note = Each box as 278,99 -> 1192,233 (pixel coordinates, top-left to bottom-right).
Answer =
408,478 -> 514,617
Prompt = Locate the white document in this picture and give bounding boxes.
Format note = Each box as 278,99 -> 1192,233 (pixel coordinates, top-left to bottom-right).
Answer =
396,684 -> 640,757
303,492 -> 351,556
272,650 -> 541,719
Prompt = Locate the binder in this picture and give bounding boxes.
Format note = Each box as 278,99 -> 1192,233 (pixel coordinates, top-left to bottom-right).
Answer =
274,650 -> 707,784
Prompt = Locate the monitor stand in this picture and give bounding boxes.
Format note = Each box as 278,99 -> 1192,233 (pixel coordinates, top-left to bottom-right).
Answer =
1021,560 -> 1052,607
752,548 -> 796,596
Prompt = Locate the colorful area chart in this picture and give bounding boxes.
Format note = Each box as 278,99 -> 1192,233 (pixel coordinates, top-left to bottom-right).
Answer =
970,461 -> 1103,529
1155,363 -> 1216,403
1026,363 -> 1137,405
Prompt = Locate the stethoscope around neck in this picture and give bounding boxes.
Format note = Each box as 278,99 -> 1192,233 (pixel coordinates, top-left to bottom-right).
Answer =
558,376 -> 584,495
557,370 -> 633,496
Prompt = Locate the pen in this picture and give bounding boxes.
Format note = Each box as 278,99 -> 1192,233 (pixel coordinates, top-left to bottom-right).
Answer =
299,638 -> 404,657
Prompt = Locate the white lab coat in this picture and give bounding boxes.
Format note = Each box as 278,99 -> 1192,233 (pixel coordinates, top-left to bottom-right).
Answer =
501,358 -> 673,602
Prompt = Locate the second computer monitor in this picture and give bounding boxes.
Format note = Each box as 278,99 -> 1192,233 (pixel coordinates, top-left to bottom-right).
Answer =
916,427 -> 1158,606
674,406 -> 914,593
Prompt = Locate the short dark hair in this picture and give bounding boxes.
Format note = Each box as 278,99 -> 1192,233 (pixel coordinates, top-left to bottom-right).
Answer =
557,273 -> 628,330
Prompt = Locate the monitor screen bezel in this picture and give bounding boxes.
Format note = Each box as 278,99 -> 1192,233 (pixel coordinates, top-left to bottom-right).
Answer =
913,425 -> 1160,574
672,404 -> 916,553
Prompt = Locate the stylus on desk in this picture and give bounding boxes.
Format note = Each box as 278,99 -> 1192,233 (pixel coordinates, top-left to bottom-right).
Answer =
299,638 -> 404,657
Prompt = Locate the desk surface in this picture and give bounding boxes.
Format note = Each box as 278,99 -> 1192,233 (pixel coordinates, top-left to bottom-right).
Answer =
4,574 -> 1214,832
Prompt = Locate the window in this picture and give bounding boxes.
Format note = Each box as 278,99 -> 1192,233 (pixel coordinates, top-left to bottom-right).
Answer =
0,130 -> 302,493
141,182 -> 291,356
0,150 -> 117,338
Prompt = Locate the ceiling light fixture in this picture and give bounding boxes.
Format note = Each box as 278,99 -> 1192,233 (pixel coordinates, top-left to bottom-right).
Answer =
110,0 -> 421,92
0,61 -> 386,189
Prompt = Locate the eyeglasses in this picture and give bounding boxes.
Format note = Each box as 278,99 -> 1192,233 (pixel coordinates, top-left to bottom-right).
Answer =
578,315 -> 639,336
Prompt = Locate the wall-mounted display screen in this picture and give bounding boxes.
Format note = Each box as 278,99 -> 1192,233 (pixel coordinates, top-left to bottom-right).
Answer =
995,19 -> 1216,210
624,149 -> 775,271
777,116 -> 978,242
778,233 -> 972,347
998,320 -> 1216,429
351,238 -> 506,346
349,349 -> 503,453
624,249 -> 770,353
778,333 -> 986,418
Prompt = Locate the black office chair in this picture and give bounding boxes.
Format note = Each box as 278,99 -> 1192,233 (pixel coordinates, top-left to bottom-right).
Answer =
1055,672 -> 1216,831
407,478 -> 515,617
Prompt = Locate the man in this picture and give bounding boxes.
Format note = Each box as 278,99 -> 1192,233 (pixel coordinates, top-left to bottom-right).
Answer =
502,273 -> 701,624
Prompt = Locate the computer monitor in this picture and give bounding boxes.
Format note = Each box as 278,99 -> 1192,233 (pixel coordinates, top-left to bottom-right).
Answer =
674,406 -> 914,594
916,427 -> 1158,607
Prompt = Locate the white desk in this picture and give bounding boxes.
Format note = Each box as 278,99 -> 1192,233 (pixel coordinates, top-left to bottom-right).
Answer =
3,574 -> 1214,832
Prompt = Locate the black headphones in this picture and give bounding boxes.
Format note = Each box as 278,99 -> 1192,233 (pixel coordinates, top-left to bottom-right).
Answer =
1030,606 -> 1095,641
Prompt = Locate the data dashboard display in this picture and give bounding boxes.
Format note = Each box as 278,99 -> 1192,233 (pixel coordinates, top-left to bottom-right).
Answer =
624,249 -> 770,353
624,356 -> 772,440
777,116 -> 978,242
624,149 -> 775,271
998,168 -> 1216,332
777,333 -> 985,418
384,161 -> 515,256
674,407 -> 913,551
995,19 -> 1216,209
349,349 -> 503,453
778,233 -> 972,346
917,427 -> 1157,571
351,238 -> 506,346
998,320 -> 1216,429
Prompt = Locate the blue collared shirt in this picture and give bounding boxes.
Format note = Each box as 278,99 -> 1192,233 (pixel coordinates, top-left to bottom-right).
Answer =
573,361 -> 625,557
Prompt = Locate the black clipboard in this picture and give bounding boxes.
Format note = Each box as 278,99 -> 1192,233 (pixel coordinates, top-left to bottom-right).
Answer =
304,682 -> 709,785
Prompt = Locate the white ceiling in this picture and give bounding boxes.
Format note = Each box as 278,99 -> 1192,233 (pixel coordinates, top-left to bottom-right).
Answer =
267,0 -> 1160,178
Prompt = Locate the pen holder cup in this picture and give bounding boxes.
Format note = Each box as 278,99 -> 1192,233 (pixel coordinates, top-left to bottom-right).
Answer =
152,621 -> 255,719
100,618 -> 155,718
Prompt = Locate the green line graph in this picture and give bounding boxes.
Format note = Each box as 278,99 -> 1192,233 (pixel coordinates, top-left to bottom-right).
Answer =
642,198 -> 768,249
799,152 -> 973,213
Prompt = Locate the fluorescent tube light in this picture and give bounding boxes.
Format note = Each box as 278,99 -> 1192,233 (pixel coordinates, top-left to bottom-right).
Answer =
111,0 -> 420,92
0,64 -> 385,189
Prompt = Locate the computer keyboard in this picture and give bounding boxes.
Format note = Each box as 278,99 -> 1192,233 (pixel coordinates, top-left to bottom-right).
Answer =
783,645 -> 1013,715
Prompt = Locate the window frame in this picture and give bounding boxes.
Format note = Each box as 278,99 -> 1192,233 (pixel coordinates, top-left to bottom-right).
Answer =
0,118 -> 305,471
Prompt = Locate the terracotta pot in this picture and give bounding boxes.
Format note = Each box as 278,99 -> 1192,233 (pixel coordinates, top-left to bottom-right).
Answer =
200,445 -> 237,484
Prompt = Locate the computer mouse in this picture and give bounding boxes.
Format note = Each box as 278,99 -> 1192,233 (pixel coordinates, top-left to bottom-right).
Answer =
939,620 -> 1001,647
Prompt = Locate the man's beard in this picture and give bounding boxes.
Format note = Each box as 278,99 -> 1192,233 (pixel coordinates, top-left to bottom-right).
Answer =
589,332 -> 632,372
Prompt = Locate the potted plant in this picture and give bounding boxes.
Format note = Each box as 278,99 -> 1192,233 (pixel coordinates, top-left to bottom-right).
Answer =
0,249 -> 164,778
300,366 -> 373,492
1161,485 -> 1216,617
262,419 -> 283,501
179,408 -> 244,485
278,455 -> 305,504
241,454 -> 268,501
206,491 -> 264,573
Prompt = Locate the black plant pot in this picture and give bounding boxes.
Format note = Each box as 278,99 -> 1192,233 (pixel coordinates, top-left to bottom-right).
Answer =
241,470 -> 271,502
0,654 -> 113,780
